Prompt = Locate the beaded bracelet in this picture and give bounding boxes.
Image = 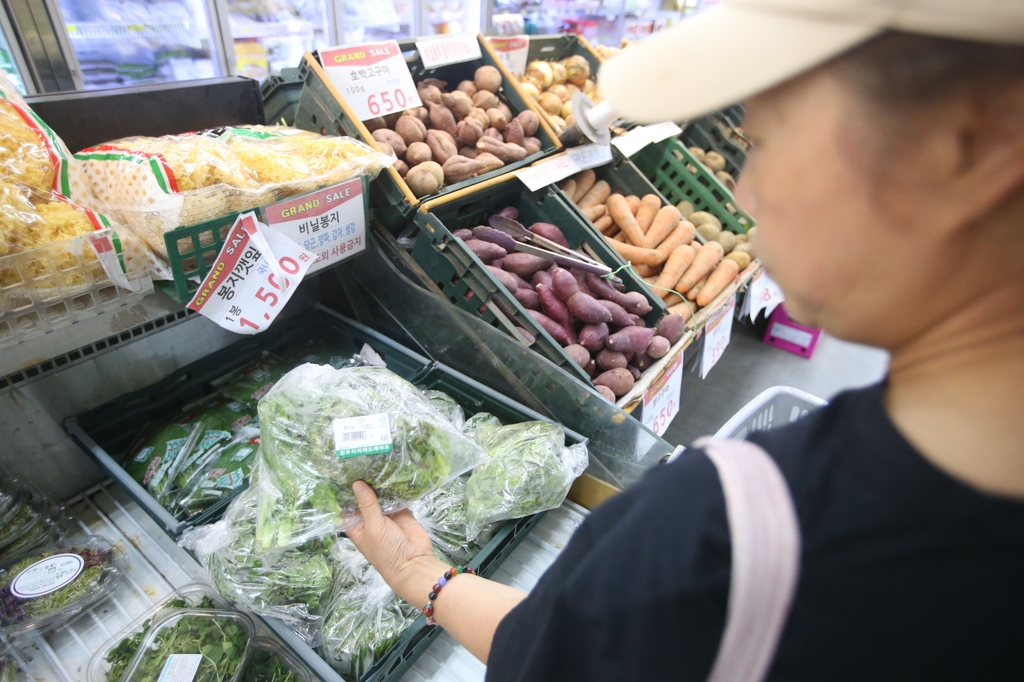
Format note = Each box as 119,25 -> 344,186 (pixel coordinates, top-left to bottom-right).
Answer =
423,564 -> 474,625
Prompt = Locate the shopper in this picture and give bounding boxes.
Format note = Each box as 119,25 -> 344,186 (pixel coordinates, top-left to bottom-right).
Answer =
348,1 -> 1024,679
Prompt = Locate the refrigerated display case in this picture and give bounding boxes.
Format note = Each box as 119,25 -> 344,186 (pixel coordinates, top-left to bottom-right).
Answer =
51,0 -> 225,90
219,0 -> 331,81
486,0 -> 626,47
419,0 -> 479,37
0,8 -> 32,94
340,0 -> 414,44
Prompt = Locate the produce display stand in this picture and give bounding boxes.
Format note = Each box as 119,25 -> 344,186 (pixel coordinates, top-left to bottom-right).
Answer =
632,136 -> 756,235
294,36 -> 561,232
261,67 -> 305,126
412,171 -> 666,386
522,34 -> 604,134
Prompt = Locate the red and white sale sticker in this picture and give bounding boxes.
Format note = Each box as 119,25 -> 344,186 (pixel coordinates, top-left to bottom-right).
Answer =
321,41 -> 422,121
701,295 -> 736,379
642,352 -> 683,436
487,36 -> 528,77
416,33 -> 482,69
188,212 -> 315,335
262,178 -> 367,274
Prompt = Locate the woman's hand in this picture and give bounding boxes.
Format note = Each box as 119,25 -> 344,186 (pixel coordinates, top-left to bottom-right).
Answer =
346,481 -> 449,607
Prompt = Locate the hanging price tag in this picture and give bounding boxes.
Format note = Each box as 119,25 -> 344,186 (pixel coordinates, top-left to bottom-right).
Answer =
748,270 -> 785,322
566,143 -> 613,171
487,36 -> 528,77
515,154 -> 578,192
611,121 -> 682,157
701,295 -> 736,379
416,34 -> 482,69
188,212 -> 316,335
262,178 -> 368,274
645,121 -> 683,144
321,41 -> 422,121
642,352 -> 683,436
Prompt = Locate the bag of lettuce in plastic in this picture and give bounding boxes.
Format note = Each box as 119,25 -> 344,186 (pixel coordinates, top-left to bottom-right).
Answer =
172,427 -> 260,519
465,419 -> 588,538
411,476 -> 482,565
254,364 -> 487,551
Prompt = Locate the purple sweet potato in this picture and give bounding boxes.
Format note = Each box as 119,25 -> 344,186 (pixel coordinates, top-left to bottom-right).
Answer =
579,323 -> 609,352
628,314 -> 644,327
606,326 -> 656,355
465,238 -> 506,263
596,349 -> 628,371
593,368 -> 634,397
564,344 -> 591,369
513,288 -> 540,310
585,359 -> 598,378
598,300 -> 634,328
585,272 -> 636,308
568,292 -> 613,324
634,352 -> 654,371
528,310 -> 571,345
496,206 -> 519,221
508,272 -> 533,290
491,257 -> 504,270
595,385 -> 616,401
453,228 -> 474,240
622,291 -> 653,315
537,283 -> 574,332
647,335 -> 671,359
550,268 -> 581,303
486,265 -> 519,292
529,222 -> 570,249
532,269 -> 553,288
472,225 -> 518,252
656,313 -> 686,345
626,365 -> 641,381
503,253 -> 553,278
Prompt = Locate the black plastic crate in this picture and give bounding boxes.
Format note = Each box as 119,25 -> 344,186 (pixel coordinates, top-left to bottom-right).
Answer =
293,38 -> 560,232
64,305 -> 431,538
261,67 -> 305,126
680,117 -> 747,179
413,171 -> 668,387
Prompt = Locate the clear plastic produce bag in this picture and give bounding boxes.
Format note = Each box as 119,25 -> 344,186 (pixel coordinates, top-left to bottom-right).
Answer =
172,427 -> 261,519
466,420 -> 588,538
178,488 -> 336,641
255,364 -> 487,551
411,476 -> 480,565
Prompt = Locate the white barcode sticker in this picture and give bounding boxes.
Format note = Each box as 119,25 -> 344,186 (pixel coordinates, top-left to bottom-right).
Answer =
333,414 -> 393,458
157,654 -> 203,682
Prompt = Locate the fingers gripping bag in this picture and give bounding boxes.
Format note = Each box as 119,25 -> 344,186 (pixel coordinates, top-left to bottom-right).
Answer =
465,420 -> 589,538
255,364 -> 487,551
178,488 -> 336,641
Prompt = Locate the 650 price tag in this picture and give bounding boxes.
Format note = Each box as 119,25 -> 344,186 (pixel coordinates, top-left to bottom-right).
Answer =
321,41 -> 422,121
188,212 -> 316,335
642,352 -> 683,436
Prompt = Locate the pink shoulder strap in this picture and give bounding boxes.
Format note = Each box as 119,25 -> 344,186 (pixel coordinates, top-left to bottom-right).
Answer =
693,437 -> 802,682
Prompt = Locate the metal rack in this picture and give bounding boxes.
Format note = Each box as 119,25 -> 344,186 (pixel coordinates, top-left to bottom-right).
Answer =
6,481 -> 586,682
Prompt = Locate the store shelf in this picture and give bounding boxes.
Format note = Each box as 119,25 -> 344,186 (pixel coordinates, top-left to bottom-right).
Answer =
65,22 -> 203,40
5,481 -> 585,682
231,20 -> 315,39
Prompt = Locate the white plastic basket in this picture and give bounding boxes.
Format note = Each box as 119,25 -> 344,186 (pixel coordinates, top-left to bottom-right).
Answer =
714,386 -> 827,440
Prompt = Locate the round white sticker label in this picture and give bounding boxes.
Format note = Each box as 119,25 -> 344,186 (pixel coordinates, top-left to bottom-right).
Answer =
11,553 -> 85,599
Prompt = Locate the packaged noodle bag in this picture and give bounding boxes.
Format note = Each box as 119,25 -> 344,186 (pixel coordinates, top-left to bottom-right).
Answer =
0,72 -> 77,196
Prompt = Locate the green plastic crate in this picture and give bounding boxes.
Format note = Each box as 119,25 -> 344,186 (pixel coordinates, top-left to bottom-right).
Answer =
632,137 -> 755,234
261,67 -> 304,126
413,172 -> 667,387
526,34 -> 603,73
293,38 -> 560,233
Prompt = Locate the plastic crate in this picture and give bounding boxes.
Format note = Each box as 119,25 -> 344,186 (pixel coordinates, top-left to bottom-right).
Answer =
293,37 -> 561,232
261,67 -> 304,126
523,34 -> 603,134
632,136 -> 756,234
413,171 -> 667,386
680,117 -> 747,179
65,305 -> 432,538
0,229 -> 154,349
714,386 -> 827,440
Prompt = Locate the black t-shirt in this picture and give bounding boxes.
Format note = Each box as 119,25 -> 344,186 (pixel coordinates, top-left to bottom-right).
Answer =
487,383 -> 1024,681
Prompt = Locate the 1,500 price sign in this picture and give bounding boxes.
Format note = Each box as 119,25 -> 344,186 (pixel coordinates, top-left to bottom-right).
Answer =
321,41 -> 423,121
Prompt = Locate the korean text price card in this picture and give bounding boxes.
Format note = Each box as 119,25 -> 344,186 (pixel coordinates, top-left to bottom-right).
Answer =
701,295 -> 736,379
415,34 -> 482,69
642,351 -> 683,436
486,36 -> 528,77
747,270 -> 784,322
188,212 -> 316,335
321,41 -> 422,121
262,177 -> 368,274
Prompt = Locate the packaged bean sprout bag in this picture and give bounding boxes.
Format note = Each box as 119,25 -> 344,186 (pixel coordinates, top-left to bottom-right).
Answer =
72,126 -> 393,277
255,364 -> 487,551
0,535 -> 121,636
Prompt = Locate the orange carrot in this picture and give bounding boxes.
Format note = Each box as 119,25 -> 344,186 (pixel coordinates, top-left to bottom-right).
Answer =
697,259 -> 741,307
572,169 -> 596,203
577,179 -> 609,208
561,178 -> 577,201
668,300 -> 695,322
625,195 -> 641,215
633,263 -> 658,277
642,208 -> 684,249
675,240 -> 724,293
582,204 -> 607,222
613,232 -> 628,242
604,238 -> 666,266
655,220 -> 696,262
593,215 -> 614,233
654,244 -> 695,300
607,194 -> 645,246
643,276 -> 658,286
686,274 -> 709,301
635,194 -> 661,235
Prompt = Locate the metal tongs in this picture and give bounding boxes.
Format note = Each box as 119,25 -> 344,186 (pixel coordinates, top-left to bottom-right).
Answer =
488,215 -> 614,278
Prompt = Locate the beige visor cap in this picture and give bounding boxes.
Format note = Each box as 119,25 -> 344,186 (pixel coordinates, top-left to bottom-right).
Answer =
598,0 -> 1024,123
